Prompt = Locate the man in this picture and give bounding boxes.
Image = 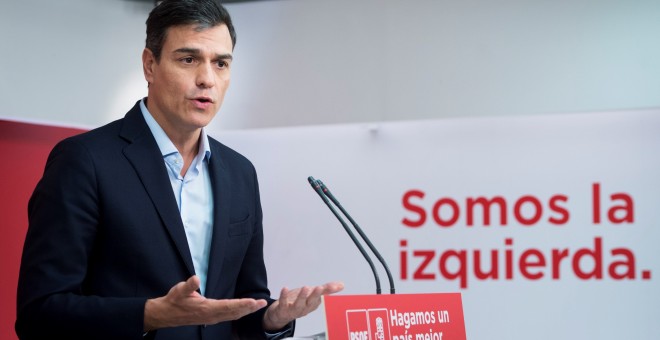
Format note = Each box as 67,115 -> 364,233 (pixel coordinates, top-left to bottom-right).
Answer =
16,0 -> 343,338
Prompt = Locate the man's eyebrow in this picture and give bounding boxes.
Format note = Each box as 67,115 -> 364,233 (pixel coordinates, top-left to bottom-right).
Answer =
173,47 -> 201,55
215,53 -> 233,61
173,48 -> 233,60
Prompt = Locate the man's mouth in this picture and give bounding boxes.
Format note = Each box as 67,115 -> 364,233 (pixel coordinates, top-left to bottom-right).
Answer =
191,97 -> 214,109
193,97 -> 213,103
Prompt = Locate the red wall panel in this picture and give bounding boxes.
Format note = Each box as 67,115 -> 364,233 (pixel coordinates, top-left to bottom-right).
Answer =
0,120 -> 86,340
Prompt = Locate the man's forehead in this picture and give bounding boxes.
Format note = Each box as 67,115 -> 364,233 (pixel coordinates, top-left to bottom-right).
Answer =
162,23 -> 232,51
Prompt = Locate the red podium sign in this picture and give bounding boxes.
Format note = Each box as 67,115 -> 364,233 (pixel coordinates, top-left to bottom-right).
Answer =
322,293 -> 466,340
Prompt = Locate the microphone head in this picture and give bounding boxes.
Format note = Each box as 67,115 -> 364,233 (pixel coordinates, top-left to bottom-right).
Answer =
308,176 -> 321,190
317,179 -> 328,192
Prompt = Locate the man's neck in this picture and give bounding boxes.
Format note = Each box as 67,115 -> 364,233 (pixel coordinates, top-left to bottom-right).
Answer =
144,98 -> 202,176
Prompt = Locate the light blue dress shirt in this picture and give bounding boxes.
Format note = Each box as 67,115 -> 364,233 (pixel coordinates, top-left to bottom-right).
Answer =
140,99 -> 214,296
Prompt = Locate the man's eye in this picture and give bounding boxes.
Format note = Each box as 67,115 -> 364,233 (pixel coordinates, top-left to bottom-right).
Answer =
182,57 -> 194,63
217,61 -> 228,68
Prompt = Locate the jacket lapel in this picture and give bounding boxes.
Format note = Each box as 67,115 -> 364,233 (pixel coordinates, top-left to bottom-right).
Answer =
205,141 -> 231,297
119,102 -> 196,277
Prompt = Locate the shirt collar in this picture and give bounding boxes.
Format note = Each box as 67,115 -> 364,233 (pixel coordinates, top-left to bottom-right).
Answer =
139,98 -> 211,161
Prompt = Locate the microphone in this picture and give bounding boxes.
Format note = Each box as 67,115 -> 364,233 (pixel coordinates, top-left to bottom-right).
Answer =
307,176 -> 383,294
317,179 -> 396,294
307,176 -> 395,294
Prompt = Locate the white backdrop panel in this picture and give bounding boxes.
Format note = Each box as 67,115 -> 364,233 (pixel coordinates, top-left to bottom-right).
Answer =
210,109 -> 660,339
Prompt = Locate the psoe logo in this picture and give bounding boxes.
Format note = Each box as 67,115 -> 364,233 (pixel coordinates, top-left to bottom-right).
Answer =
368,308 -> 391,340
346,309 -> 391,340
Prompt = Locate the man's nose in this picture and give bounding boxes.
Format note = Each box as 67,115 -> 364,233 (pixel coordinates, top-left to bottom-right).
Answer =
196,63 -> 216,88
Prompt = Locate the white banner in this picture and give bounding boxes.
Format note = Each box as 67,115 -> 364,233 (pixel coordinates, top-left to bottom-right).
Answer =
211,109 -> 660,339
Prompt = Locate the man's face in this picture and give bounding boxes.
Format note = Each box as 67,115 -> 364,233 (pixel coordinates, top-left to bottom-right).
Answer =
142,23 -> 233,136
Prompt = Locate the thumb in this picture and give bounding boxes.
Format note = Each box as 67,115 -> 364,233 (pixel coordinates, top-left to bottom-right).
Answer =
181,275 -> 201,295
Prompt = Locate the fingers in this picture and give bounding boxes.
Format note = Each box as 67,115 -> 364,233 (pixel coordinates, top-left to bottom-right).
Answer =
157,276 -> 268,327
292,286 -> 315,312
322,281 -> 345,295
280,281 -> 343,301
220,298 -> 268,311
263,282 -> 343,331
279,283 -> 337,317
279,286 -> 291,302
208,298 -> 268,321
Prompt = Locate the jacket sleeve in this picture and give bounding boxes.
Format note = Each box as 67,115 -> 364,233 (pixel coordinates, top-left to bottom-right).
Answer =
16,138 -> 147,339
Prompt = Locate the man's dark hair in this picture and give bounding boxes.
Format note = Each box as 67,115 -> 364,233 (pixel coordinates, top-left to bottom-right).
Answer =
146,0 -> 237,61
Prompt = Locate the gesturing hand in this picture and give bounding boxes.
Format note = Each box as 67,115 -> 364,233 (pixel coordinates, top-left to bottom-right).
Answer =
143,276 -> 268,331
262,281 -> 344,331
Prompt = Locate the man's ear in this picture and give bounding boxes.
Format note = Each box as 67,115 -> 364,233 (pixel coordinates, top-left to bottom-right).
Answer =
142,48 -> 156,84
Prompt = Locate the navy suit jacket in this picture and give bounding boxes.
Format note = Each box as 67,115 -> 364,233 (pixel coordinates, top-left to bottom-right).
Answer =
16,101 -> 289,339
